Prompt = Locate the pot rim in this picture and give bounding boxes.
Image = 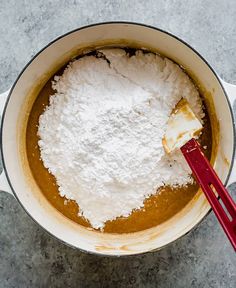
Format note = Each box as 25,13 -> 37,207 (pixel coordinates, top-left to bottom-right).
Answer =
1,21 -> 235,257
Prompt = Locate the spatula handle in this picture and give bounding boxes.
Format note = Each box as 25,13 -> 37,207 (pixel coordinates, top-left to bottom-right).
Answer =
181,139 -> 236,251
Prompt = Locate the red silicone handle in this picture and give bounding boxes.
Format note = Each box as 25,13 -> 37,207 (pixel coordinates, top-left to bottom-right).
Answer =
181,138 -> 236,251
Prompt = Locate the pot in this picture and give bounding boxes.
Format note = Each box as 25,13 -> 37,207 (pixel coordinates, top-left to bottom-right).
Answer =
0,22 -> 236,256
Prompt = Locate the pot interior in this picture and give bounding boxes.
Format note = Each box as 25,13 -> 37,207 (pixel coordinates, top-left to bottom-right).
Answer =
2,23 -> 234,255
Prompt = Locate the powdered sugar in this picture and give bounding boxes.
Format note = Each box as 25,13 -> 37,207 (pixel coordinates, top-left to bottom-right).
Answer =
38,49 -> 204,229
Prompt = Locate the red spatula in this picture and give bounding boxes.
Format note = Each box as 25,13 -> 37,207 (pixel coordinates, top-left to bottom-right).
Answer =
181,138 -> 236,251
163,99 -> 236,250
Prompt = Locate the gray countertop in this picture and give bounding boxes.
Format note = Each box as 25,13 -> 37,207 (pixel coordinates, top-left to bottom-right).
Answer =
0,0 -> 235,287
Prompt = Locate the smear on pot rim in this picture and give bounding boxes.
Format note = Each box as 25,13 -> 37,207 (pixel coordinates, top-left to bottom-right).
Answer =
37,48 -> 205,229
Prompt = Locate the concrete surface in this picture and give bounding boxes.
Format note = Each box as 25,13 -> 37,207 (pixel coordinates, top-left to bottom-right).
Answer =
0,0 -> 236,287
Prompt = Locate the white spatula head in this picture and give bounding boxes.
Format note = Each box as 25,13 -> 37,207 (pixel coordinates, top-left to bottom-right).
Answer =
163,99 -> 203,153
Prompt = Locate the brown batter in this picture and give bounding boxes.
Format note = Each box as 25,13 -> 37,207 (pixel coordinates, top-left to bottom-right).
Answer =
26,54 -> 212,234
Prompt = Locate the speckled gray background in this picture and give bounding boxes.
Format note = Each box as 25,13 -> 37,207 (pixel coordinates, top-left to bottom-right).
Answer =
0,0 -> 236,287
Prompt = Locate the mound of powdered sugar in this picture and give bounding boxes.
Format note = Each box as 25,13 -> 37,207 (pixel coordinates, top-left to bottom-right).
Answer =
38,49 -> 204,229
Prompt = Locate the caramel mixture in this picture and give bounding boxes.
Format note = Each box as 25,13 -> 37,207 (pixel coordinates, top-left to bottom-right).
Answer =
26,63 -> 212,234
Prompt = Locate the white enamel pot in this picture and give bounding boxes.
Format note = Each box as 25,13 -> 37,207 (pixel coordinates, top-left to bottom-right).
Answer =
1,22 -> 236,256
